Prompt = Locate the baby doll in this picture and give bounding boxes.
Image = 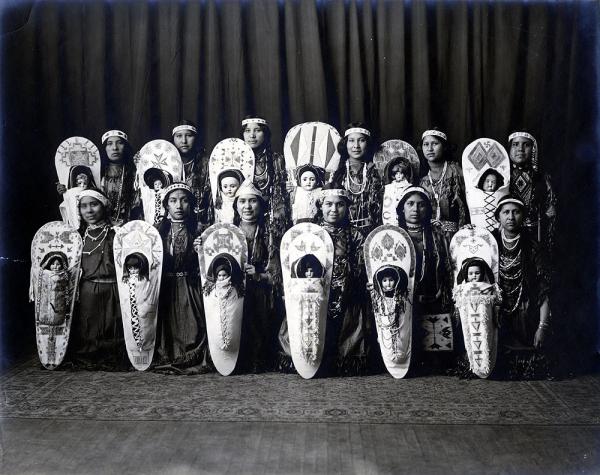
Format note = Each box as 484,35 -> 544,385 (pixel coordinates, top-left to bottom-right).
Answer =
122,253 -> 153,352
215,169 -> 244,224
382,157 -> 412,225
477,169 -> 505,193
291,164 -> 325,224
36,252 -> 70,326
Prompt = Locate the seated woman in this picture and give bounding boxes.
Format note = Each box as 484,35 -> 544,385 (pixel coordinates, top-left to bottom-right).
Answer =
492,195 -> 552,379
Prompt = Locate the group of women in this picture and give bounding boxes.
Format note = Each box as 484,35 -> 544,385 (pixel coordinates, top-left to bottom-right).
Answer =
41,116 -> 557,379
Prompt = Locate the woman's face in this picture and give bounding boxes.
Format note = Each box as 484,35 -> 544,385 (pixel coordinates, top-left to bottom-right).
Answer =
173,131 -> 196,156
422,136 -> 444,163
381,276 -> 396,292
243,124 -> 265,150
237,195 -> 261,222
76,173 -> 89,188
217,269 -> 229,281
105,137 -> 126,162
346,133 -> 368,160
49,259 -> 63,272
402,193 -> 428,225
321,195 -> 348,225
467,265 -> 483,282
166,190 -> 191,220
509,137 -> 533,166
498,203 -> 524,234
300,171 -> 317,191
220,176 -> 241,198
79,196 -> 106,224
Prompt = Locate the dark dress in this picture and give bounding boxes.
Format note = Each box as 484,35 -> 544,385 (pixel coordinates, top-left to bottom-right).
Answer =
70,227 -> 127,369
101,162 -> 137,227
182,151 -> 214,231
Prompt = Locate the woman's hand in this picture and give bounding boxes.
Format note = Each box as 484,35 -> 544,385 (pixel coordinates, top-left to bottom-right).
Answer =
56,183 -> 67,195
534,326 -> 547,350
285,180 -> 295,193
366,282 -> 374,291
193,236 -> 203,253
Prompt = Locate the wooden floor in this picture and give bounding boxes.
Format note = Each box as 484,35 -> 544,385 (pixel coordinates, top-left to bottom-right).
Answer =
1,419 -> 599,474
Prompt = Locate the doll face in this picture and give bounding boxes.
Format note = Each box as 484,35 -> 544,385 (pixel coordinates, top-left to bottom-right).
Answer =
510,137 -> 533,166
498,203 -> 524,234
237,195 -> 261,222
153,179 -> 164,191
482,174 -> 498,192
76,173 -> 89,188
304,267 -> 314,278
381,276 -> 396,292
127,264 -> 140,276
467,265 -> 483,282
243,124 -> 265,150
422,136 -> 444,163
300,171 -> 317,191
216,269 -> 230,281
166,190 -> 191,220
321,195 -> 348,225
105,137 -> 125,162
402,193 -> 428,225
49,259 -> 64,272
79,196 -> 105,224
346,133 -> 368,160
173,131 -> 196,156
391,165 -> 406,183
220,176 -> 241,198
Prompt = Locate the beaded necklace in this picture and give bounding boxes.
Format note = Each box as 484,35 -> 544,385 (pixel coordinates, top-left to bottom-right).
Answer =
427,161 -> 448,221
83,223 -> 110,255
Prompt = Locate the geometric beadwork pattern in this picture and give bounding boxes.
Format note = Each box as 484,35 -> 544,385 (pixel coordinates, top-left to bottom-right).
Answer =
54,136 -> 101,187
449,225 -> 499,285
421,313 -> 453,351
373,140 -> 420,185
284,122 -> 341,185
209,138 -> 255,201
137,139 -> 183,183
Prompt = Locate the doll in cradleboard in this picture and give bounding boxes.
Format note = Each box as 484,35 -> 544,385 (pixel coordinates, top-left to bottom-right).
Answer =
477,169 -> 504,193
366,265 -> 411,364
142,168 -> 173,225
36,252 -> 70,326
291,164 -> 325,224
382,157 -> 413,225
59,165 -> 98,229
214,169 -> 245,224
452,257 -> 502,378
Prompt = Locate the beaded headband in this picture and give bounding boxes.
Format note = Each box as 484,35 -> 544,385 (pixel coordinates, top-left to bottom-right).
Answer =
234,178 -> 265,199
398,186 -> 430,203
508,132 -> 535,143
494,196 -> 525,219
242,118 -> 267,127
344,127 -> 371,138
101,130 -> 128,143
164,183 -> 193,196
172,124 -> 197,136
421,130 -> 447,141
508,131 -> 538,171
78,189 -> 110,208
318,188 -> 352,202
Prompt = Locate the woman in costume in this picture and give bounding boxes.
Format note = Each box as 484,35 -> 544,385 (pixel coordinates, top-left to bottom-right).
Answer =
492,195 -> 552,379
171,120 -> 213,230
69,189 -> 126,369
507,131 -> 557,257
396,186 -> 454,372
316,183 -> 370,376
331,123 -> 383,235
155,183 -> 210,373
240,115 -> 290,243
227,178 -> 282,372
99,129 -> 138,226
418,128 -> 468,244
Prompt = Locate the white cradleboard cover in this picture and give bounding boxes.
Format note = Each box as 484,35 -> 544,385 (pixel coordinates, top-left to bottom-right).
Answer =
55,137 -> 101,188
209,138 -> 255,203
462,138 -> 510,232
136,140 -> 183,224
30,222 -> 83,370
450,225 -> 500,378
283,122 -> 341,185
280,223 -> 334,379
113,221 -> 163,371
373,140 -> 421,226
364,225 -> 416,378
198,223 -> 248,376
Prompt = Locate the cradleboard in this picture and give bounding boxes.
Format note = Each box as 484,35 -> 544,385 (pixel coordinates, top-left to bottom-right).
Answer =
373,140 -> 421,226
364,225 -> 416,378
209,138 -> 255,203
280,223 -> 334,379
113,221 -> 163,370
30,221 -> 83,369
449,225 -> 500,378
136,140 -> 183,224
55,137 -> 102,229
462,138 -> 510,231
198,223 -> 248,376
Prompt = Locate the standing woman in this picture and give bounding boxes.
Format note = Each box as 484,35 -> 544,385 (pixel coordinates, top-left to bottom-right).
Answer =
419,128 -> 468,244
155,183 -> 210,373
492,195 -> 552,379
232,179 -> 282,373
240,116 -> 290,243
331,123 -> 383,236
100,130 -> 137,226
171,120 -> 213,230
70,189 -> 126,369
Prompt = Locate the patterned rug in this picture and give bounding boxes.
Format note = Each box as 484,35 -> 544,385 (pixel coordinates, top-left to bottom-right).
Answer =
2,358 -> 600,425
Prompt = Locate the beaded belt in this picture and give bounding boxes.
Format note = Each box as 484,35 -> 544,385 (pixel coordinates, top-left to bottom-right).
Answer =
83,278 -> 117,284
166,272 -> 189,277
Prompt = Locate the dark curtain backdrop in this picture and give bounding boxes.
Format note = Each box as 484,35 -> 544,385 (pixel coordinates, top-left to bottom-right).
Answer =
1,0 -> 598,366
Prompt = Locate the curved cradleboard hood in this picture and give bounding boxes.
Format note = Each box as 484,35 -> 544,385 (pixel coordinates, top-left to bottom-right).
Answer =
364,225 -> 416,378
30,221 -> 83,370
280,222 -> 334,379
462,138 -> 510,231
209,138 -> 255,203
113,220 -> 163,370
55,136 -> 101,189
197,223 -> 248,376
